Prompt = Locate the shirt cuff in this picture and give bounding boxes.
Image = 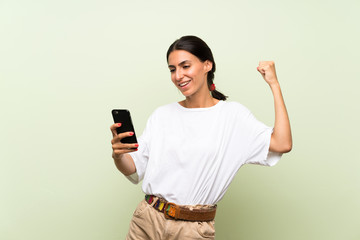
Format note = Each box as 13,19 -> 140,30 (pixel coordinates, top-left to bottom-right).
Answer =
264,151 -> 282,166
125,172 -> 140,184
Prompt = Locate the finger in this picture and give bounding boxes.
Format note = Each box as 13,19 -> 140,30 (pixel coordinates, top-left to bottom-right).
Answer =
259,61 -> 275,70
259,60 -> 274,65
111,135 -> 121,145
267,61 -> 275,67
119,143 -> 139,149
113,148 -> 138,156
111,131 -> 135,144
110,123 -> 122,137
117,131 -> 135,140
258,61 -> 266,69
257,66 -> 265,75
112,142 -> 139,149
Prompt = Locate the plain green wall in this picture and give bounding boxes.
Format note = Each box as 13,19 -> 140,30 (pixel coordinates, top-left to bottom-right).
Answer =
1,0 -> 359,239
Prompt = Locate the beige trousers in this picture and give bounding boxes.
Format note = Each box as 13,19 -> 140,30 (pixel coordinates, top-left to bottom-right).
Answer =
126,198 -> 215,240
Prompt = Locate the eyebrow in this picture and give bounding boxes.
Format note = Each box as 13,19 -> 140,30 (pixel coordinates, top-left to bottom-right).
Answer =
168,60 -> 191,68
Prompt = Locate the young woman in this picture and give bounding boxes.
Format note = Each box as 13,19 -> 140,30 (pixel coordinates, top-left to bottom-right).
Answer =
110,36 -> 292,239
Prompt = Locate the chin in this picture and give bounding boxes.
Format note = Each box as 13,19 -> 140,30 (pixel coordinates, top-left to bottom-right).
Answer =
181,91 -> 189,96
181,91 -> 193,98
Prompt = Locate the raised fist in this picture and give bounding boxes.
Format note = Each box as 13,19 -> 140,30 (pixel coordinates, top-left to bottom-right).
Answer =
257,61 -> 278,85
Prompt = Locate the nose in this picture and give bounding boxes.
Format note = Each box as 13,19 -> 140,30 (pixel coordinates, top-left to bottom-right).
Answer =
175,69 -> 184,81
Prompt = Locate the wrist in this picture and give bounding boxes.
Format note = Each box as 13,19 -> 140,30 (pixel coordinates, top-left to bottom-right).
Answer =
269,81 -> 280,89
112,152 -> 123,161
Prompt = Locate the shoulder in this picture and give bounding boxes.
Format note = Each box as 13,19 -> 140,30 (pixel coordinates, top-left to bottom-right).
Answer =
146,102 -> 179,122
222,101 -> 251,114
219,101 -> 256,124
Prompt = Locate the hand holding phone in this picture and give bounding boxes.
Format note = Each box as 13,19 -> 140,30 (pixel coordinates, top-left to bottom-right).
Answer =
111,109 -> 138,144
110,110 -> 139,159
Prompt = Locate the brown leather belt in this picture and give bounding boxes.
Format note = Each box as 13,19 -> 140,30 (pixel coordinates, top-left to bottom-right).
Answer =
145,195 -> 216,222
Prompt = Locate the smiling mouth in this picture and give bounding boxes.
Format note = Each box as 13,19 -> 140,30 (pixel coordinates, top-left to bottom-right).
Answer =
179,80 -> 191,87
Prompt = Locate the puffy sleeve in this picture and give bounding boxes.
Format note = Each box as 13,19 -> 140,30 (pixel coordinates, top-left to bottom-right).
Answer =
127,113 -> 154,184
241,109 -> 282,166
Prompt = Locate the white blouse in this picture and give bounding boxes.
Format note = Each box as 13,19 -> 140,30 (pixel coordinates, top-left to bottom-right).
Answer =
128,101 -> 281,205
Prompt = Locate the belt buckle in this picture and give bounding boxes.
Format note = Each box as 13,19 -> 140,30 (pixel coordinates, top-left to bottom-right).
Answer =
164,202 -> 179,220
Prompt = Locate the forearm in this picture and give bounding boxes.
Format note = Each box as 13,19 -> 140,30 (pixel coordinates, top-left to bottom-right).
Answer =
269,82 -> 292,153
113,153 -> 136,176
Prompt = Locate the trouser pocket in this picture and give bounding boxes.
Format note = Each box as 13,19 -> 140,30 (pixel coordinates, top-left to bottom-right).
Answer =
132,199 -> 150,218
196,220 -> 215,238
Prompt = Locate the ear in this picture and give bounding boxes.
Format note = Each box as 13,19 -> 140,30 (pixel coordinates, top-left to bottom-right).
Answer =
204,60 -> 213,73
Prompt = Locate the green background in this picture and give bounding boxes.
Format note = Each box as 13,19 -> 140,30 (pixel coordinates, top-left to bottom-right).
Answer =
1,0 -> 359,239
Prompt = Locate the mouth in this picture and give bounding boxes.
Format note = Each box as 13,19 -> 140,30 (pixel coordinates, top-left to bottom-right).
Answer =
178,80 -> 191,88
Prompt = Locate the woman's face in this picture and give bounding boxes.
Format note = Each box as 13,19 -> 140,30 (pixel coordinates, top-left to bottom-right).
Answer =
168,50 -> 212,98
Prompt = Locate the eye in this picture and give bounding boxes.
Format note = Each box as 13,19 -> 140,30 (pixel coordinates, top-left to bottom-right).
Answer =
183,65 -> 190,69
169,68 -> 175,73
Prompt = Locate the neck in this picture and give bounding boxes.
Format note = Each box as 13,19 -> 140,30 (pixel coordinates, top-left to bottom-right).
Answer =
180,93 -> 219,108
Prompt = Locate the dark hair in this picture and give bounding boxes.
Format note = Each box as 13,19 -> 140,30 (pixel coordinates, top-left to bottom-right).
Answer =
166,35 -> 228,101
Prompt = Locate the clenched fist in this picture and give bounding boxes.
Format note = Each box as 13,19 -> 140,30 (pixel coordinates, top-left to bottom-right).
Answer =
257,61 -> 279,86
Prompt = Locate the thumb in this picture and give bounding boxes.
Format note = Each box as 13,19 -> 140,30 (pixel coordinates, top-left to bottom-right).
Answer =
257,66 -> 265,76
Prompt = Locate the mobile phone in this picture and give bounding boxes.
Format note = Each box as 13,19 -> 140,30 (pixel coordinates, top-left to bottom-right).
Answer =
112,109 -> 138,144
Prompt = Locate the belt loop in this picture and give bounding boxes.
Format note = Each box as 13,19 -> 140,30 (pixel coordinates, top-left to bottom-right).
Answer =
150,196 -> 159,207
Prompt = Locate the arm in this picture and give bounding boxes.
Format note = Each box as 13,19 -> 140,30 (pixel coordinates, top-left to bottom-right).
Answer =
113,153 -> 136,176
110,123 -> 138,175
257,61 -> 292,153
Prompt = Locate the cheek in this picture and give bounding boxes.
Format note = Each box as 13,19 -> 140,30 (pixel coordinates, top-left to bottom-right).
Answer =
170,74 -> 176,84
187,66 -> 202,78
